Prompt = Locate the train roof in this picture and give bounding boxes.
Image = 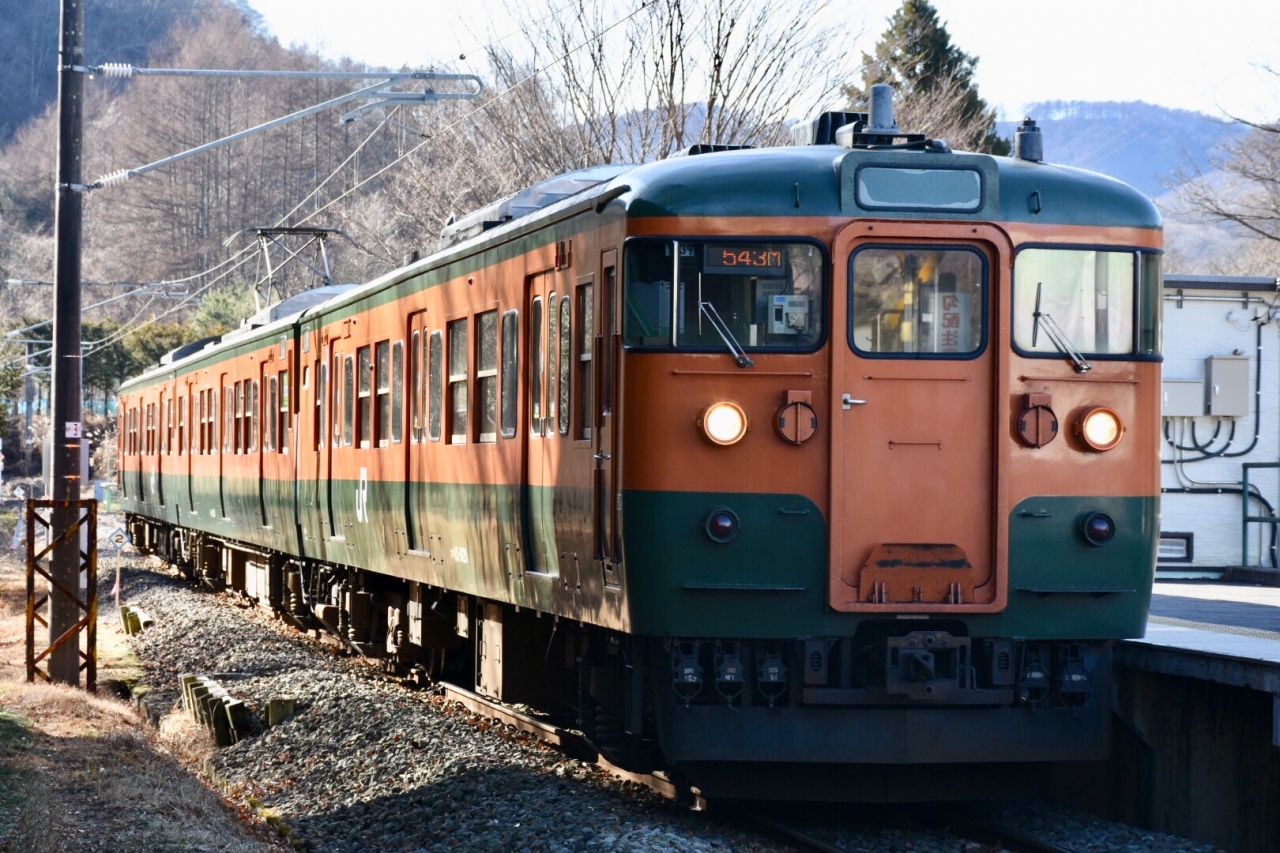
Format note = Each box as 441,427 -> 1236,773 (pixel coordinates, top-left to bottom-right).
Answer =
120,131 -> 1160,392
616,143 -> 1161,230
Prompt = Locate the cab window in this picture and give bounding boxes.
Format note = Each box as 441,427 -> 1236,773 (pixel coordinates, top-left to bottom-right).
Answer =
624,240 -> 825,351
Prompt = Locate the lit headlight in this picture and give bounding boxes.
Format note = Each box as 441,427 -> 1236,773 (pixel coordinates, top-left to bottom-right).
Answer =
1075,406 -> 1124,452
698,401 -> 749,446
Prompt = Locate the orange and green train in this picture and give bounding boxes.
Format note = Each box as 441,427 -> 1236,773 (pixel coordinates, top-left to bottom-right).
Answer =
118,92 -> 1161,800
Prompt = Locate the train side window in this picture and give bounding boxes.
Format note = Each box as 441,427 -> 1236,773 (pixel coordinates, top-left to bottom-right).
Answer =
332,354 -> 343,446
558,296 -> 571,436
268,376 -> 278,451
343,356 -> 354,447
279,369 -> 290,452
476,311 -> 498,443
411,330 -> 422,442
576,283 -> 593,440
318,360 -> 328,449
500,310 -> 518,439
428,331 -> 443,442
242,382 -> 251,452
312,359 -> 321,450
177,396 -> 185,456
162,397 -> 170,455
448,318 -> 468,444
239,382 -> 248,453
530,297 -> 544,437
250,380 -> 259,453
391,341 -> 404,445
228,386 -> 236,453
547,291 -> 558,431
225,387 -> 234,453
376,340 -> 392,447
357,345 -> 373,449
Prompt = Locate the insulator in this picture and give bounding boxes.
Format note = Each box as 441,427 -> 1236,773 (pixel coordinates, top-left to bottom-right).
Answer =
98,63 -> 135,78
96,169 -> 131,188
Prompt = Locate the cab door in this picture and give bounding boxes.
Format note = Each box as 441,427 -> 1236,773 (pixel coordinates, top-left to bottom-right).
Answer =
830,222 -> 1008,613
593,252 -> 622,588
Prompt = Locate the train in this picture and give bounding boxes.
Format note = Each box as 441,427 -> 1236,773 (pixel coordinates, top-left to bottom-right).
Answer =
117,86 -> 1163,800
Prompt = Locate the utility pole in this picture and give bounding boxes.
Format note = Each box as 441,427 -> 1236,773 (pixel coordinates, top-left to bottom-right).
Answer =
49,0 -> 85,686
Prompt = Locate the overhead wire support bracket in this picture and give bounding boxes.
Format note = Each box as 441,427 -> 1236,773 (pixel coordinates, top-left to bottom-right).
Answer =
78,67 -> 483,192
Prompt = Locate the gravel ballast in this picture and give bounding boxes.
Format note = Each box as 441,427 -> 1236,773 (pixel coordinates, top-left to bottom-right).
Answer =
116,558 -> 1222,853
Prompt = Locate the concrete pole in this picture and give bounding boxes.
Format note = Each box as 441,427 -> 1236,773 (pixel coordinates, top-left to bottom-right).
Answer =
49,0 -> 85,686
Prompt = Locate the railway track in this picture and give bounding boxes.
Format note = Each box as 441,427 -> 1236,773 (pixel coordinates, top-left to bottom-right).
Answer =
945,815 -> 1084,853
437,681 -> 1086,853
436,680 -> 707,809
746,810 -> 1083,853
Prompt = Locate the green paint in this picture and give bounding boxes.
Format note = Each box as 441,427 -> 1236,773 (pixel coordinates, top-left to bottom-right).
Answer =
124,477 -> 1153,642
622,490 -> 1154,640
622,146 -> 1159,229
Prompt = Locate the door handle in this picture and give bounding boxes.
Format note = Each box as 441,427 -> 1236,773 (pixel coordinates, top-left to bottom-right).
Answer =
842,394 -> 867,410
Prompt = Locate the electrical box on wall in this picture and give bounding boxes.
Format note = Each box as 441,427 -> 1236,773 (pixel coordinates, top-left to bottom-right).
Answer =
1162,380 -> 1205,417
1205,356 -> 1250,417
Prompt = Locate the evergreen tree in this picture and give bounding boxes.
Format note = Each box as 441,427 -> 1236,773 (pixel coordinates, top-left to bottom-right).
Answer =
851,0 -> 1008,154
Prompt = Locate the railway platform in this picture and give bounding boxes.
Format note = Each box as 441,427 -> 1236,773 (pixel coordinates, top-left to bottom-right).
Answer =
1053,582 -> 1280,852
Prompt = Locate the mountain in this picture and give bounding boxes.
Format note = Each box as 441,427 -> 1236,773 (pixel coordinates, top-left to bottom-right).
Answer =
996,101 -> 1247,200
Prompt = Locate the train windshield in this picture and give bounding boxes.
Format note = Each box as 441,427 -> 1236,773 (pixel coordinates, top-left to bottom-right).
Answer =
1014,248 -> 1162,358
623,240 -> 825,351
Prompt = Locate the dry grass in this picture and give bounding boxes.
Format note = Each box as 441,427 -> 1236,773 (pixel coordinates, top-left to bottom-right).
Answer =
0,536 -> 288,852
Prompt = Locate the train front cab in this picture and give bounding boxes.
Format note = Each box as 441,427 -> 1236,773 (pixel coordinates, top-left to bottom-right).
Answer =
616,158 -> 1161,799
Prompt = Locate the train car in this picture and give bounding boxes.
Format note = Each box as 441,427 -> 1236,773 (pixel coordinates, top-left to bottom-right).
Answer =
117,87 -> 1162,800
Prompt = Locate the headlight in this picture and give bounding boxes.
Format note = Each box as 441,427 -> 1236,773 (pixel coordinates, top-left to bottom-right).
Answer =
698,401 -> 749,446
1080,511 -> 1116,546
1075,406 -> 1124,452
704,508 -> 740,542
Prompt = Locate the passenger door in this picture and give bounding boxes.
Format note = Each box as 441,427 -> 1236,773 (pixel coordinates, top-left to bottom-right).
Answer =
830,222 -> 1007,613
524,273 -> 557,575
407,311 -> 430,552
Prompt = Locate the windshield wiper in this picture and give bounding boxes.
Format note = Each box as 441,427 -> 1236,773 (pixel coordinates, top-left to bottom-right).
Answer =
1032,282 -> 1091,373
698,300 -> 754,368
695,271 -> 753,368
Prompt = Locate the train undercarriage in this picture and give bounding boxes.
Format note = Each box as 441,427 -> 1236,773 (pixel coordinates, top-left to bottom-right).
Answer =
127,513 -> 1112,800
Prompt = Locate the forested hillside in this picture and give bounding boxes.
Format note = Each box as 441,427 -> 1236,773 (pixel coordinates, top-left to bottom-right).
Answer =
0,0 -> 208,143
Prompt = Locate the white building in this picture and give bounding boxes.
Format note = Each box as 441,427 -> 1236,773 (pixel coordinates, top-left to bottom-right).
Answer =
1160,274 -> 1280,579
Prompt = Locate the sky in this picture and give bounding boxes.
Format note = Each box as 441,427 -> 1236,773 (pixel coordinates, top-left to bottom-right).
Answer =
244,0 -> 1280,122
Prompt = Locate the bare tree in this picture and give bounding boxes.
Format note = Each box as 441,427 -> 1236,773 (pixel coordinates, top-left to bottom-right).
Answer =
495,0 -> 855,161
1170,122 -> 1280,244
1163,65 -> 1280,277
884,71 -> 1001,151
